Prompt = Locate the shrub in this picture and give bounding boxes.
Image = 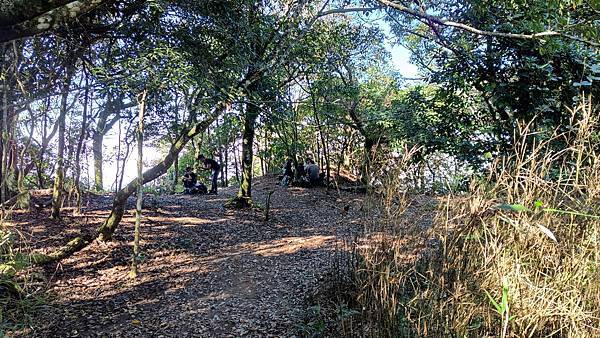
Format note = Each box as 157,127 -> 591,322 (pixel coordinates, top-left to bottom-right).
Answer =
355,96 -> 600,337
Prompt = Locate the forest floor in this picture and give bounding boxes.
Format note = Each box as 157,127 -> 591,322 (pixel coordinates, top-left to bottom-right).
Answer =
8,175 -> 367,337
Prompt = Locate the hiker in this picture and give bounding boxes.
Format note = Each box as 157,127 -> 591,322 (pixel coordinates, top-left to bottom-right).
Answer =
305,158 -> 321,186
198,154 -> 221,195
182,166 -> 197,194
295,162 -> 306,181
281,158 -> 293,187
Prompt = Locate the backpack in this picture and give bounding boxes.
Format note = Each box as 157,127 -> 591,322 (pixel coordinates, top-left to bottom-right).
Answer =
195,182 -> 208,194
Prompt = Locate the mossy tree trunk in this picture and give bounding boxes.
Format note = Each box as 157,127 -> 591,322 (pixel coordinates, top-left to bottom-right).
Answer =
236,86 -> 260,207
50,65 -> 74,219
92,131 -> 104,192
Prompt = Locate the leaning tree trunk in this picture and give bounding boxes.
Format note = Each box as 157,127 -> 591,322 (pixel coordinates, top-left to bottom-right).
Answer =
50,66 -> 74,219
98,103 -> 226,241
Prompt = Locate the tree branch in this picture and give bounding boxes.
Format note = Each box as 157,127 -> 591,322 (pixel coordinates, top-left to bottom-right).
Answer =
377,0 -> 600,47
318,7 -> 381,17
0,0 -> 115,43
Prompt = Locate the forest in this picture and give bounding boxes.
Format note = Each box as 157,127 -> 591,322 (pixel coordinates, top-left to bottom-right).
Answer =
0,0 -> 598,337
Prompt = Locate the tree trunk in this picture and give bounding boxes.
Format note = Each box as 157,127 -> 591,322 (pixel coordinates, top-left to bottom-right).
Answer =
233,141 -> 240,182
224,146 -> 228,187
74,77 -> 89,213
172,154 -> 178,193
92,131 -> 104,191
1,60 -> 8,204
308,83 -> 330,189
92,96 -> 130,191
50,66 -> 74,219
361,137 -> 375,186
0,43 -> 12,204
131,89 -> 146,278
25,97 -> 57,187
98,103 -> 225,241
219,150 -> 225,187
16,106 -> 35,209
235,97 -> 259,206
259,137 -> 265,176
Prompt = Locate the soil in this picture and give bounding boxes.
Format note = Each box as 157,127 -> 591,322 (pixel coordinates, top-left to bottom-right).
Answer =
7,175 -> 365,337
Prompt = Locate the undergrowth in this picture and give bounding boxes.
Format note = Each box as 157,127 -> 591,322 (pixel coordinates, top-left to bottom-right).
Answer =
0,208 -> 44,335
354,95 -> 600,337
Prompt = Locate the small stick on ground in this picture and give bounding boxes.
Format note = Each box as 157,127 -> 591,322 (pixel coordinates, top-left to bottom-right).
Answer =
265,190 -> 274,222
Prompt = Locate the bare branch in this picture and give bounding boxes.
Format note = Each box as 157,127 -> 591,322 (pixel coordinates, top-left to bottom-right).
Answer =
318,7 -> 381,17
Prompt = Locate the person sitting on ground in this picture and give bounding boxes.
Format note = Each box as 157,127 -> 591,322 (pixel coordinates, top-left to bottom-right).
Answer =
195,181 -> 208,194
198,154 -> 221,195
281,158 -> 294,187
305,158 -> 320,186
295,161 -> 306,181
182,166 -> 197,194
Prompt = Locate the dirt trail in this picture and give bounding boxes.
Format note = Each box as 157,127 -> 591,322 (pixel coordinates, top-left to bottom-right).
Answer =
12,176 -> 364,337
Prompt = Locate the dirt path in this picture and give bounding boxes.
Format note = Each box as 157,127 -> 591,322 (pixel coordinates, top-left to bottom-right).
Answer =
12,176 -> 364,337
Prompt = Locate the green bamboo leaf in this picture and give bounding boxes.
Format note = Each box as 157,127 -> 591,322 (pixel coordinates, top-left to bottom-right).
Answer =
497,203 -> 531,212
484,290 -> 502,314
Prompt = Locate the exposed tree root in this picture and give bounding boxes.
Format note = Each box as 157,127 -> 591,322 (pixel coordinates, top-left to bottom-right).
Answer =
30,234 -> 94,265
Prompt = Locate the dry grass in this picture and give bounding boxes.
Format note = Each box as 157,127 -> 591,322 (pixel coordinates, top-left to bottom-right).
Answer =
354,96 -> 600,337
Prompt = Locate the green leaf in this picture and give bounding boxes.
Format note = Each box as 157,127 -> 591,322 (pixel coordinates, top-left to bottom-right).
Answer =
497,203 -> 531,212
501,284 -> 509,314
484,290 -> 502,314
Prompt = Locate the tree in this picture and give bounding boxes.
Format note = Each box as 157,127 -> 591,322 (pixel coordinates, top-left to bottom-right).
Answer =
50,60 -> 76,219
130,89 -> 146,278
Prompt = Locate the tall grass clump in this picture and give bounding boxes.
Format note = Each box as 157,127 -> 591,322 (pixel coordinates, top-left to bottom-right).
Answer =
355,96 -> 600,337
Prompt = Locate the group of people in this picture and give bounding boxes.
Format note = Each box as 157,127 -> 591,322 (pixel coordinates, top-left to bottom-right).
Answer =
182,154 -> 324,194
182,154 -> 220,195
281,158 -> 324,187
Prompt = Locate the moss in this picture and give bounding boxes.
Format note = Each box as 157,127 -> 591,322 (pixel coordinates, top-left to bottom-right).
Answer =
225,196 -> 253,209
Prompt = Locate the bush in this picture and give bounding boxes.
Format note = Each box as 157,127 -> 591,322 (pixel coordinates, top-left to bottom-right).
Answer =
355,96 -> 600,337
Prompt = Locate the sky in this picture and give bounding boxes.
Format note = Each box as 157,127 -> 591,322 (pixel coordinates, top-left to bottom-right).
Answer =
379,20 -> 420,79
96,17 -> 420,190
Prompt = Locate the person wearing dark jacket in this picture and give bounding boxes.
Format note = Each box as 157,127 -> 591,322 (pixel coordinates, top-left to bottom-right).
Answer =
198,154 -> 221,194
305,159 -> 320,186
182,167 -> 197,194
281,158 -> 293,187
